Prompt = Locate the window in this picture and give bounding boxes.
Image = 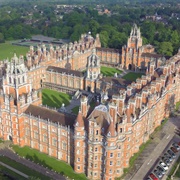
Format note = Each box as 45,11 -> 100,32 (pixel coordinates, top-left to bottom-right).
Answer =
110,153 -> 113,157
25,128 -> 30,136
62,142 -> 67,150
43,134 -> 47,143
95,147 -> 98,152
77,158 -> 80,162
110,161 -> 113,166
128,137 -> 130,141
34,130 -> 38,139
109,169 -> 112,174
77,150 -> 80,155
94,164 -> 97,168
77,142 -> 80,147
96,130 -> 98,135
118,145 -> 121,149
117,161 -> 120,165
77,166 -> 80,170
95,156 -> 98,160
52,138 -> 57,146
119,128 -> 123,133
118,153 -> 121,157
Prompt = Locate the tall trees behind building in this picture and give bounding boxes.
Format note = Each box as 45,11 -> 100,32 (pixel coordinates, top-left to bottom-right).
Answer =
0,1 -> 179,56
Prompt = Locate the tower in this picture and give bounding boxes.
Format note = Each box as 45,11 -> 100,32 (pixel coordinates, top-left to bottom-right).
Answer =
86,49 -> 100,93
1,54 -> 40,145
121,24 -> 143,70
74,110 -> 86,173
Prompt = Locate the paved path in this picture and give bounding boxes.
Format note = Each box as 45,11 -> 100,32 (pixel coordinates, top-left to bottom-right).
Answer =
124,116 -> 180,180
0,148 -> 66,180
0,161 -> 29,178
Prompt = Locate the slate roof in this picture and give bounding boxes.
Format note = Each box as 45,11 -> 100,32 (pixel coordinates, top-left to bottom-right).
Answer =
24,105 -> 75,128
47,66 -> 84,77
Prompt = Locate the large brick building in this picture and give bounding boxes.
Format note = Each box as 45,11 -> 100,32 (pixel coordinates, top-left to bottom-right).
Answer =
0,24 -> 180,180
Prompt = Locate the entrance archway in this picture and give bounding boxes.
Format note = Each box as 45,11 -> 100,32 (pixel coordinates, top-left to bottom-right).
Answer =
87,86 -> 91,92
128,64 -> 132,70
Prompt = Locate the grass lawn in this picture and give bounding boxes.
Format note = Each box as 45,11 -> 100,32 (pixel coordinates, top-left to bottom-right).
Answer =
100,66 -> 122,77
12,145 -> 87,180
42,89 -> 72,108
122,72 -> 144,81
0,42 -> 29,60
0,164 -> 25,180
72,106 -> 80,115
175,101 -> 180,111
0,156 -> 50,180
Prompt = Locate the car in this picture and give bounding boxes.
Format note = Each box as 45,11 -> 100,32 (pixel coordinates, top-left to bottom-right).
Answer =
164,153 -> 173,162
171,146 -> 178,153
161,156 -> 170,166
172,143 -> 180,150
159,161 -> 169,170
156,165 -> 166,175
147,177 -> 151,180
167,149 -> 176,158
149,173 -> 159,180
154,169 -> 163,178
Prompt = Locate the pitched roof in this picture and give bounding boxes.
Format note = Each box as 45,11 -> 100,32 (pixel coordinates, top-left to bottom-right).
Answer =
24,105 -> 75,128
100,77 -> 132,86
106,120 -> 116,137
47,66 -> 84,77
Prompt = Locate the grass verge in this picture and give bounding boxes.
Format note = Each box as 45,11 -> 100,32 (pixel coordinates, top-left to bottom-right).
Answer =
101,66 -> 122,77
12,145 -> 87,180
0,42 -> 29,60
0,156 -> 50,179
175,101 -> 180,112
42,89 -> 72,108
0,164 -> 25,180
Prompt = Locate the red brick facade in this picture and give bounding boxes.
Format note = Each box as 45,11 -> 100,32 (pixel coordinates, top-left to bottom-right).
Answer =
0,25 -> 180,180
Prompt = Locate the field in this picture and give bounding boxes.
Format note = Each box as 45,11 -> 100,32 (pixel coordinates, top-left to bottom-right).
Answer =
12,145 -> 87,180
100,66 -> 122,77
122,72 -> 144,81
0,42 -> 29,60
42,89 -> 72,108
0,156 -> 50,180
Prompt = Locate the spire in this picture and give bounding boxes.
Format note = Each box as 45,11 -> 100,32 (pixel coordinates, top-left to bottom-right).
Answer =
76,109 -> 84,127
107,120 -> 116,137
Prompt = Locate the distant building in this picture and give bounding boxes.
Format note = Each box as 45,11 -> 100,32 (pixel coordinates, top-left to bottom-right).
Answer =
0,24 -> 180,180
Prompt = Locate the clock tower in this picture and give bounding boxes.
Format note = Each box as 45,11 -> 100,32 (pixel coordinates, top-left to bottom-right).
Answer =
86,49 -> 100,93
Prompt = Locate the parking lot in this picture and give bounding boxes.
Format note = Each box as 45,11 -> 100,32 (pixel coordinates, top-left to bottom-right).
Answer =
127,116 -> 180,180
146,140 -> 180,180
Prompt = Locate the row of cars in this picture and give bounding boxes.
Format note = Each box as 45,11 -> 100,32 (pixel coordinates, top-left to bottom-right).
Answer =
147,142 -> 180,180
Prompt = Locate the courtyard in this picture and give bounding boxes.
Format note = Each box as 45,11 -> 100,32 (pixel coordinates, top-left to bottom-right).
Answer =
42,89 -> 72,108
100,66 -> 123,77
122,72 -> 144,81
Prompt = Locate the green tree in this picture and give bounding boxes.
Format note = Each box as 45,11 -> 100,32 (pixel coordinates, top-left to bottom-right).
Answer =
0,32 -> 5,43
157,42 -> 173,56
99,31 -> 109,47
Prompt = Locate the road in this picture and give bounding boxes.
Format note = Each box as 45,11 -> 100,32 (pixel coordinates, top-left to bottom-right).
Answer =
124,115 -> 180,180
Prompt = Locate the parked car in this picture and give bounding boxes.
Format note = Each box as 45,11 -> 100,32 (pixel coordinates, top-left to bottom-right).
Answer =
172,143 -> 180,150
149,173 -> 159,180
171,146 -> 178,153
147,177 -> 152,180
167,149 -> 176,158
164,153 -> 173,162
154,169 -> 162,178
156,165 -> 166,175
161,156 -> 170,166
159,161 -> 169,170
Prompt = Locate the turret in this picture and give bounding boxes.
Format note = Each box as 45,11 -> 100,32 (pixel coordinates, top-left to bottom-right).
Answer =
104,120 -> 117,180
74,110 -> 86,173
